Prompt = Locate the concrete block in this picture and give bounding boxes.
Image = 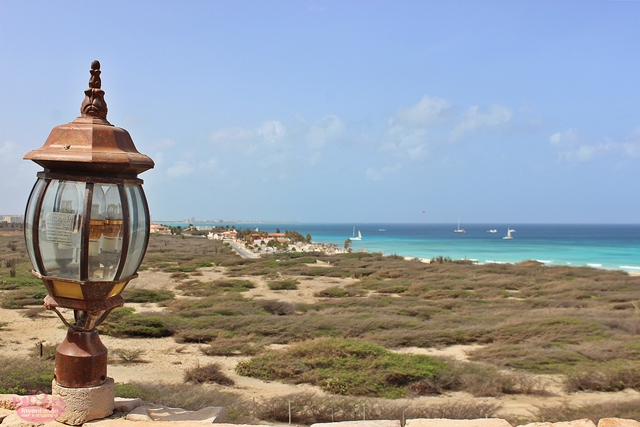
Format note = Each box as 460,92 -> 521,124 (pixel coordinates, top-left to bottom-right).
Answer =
517,420 -> 596,427
406,419 -> 512,427
52,377 -> 114,425
0,414 -> 63,427
125,406 -> 153,422
312,421 -> 401,427
114,397 -> 144,413
598,420 -> 640,427
0,408 -> 13,423
146,405 -> 226,423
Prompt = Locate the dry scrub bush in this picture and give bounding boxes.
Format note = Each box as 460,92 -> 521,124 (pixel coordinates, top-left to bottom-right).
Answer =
259,299 -> 296,316
184,363 -> 234,386
255,392 -> 502,424
201,333 -> 263,356
119,382 -> 252,423
111,348 -> 146,364
564,362 -> 640,392
535,399 -> 640,424
408,361 -> 550,397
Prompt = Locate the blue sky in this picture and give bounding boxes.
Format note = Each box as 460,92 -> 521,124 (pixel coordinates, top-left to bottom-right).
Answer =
1,1 -> 639,223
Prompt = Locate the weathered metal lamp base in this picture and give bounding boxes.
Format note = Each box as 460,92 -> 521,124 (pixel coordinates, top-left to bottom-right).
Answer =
54,328 -> 108,388
53,377 -> 114,425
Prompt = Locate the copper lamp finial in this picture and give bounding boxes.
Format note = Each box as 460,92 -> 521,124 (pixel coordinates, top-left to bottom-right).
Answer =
81,60 -> 108,119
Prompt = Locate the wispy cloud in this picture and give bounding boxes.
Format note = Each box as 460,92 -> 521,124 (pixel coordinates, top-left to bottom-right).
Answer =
365,163 -> 403,181
306,115 -> 345,150
550,127 -> 640,162
392,95 -> 454,127
450,104 -> 513,141
167,160 -> 195,178
380,95 -> 454,160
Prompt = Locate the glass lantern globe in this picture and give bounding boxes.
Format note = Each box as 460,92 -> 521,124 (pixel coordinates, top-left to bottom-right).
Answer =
24,177 -> 150,315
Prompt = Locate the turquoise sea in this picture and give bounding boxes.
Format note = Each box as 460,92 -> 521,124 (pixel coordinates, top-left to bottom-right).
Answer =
158,222 -> 640,273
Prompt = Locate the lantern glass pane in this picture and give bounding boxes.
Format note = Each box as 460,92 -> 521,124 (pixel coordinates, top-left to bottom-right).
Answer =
89,184 -> 123,281
25,178 -> 46,274
120,185 -> 148,278
38,180 -> 84,280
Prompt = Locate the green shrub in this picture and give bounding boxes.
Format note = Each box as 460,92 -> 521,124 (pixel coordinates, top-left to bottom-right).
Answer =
268,280 -> 299,290
123,288 -> 174,303
114,382 -> 144,398
100,312 -> 174,338
0,357 -> 54,394
314,287 -> 349,298
235,337 -> 446,398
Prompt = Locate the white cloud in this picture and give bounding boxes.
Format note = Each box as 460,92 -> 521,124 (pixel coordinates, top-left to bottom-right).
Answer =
450,104 -> 513,141
210,127 -> 256,150
550,128 -> 579,147
393,95 -> 453,127
550,128 -> 640,162
167,161 -> 195,178
365,163 -> 402,181
258,121 -> 287,145
306,115 -> 345,150
381,126 -> 428,160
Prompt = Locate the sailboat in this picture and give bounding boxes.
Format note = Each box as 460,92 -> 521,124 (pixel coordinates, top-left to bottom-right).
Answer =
454,219 -> 465,233
503,228 -> 515,240
349,227 -> 362,241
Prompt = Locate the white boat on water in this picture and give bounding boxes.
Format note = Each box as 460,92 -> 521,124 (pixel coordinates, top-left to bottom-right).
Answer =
454,218 -> 465,233
350,227 -> 362,241
503,228 -> 515,240
488,229 -> 497,233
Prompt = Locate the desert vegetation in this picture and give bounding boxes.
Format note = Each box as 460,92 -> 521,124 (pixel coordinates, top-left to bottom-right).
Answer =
3,232 -> 640,423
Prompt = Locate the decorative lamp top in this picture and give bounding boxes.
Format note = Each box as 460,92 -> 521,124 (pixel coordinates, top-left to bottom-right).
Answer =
81,60 -> 108,119
23,61 -> 154,177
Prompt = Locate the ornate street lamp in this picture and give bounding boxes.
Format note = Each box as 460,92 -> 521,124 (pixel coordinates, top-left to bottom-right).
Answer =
23,61 -> 153,423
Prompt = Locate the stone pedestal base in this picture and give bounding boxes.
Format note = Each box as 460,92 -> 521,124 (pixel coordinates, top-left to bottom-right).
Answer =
52,377 -> 114,425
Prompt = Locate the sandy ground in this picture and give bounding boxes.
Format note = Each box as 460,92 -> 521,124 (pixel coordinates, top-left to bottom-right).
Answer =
1,268 -> 639,421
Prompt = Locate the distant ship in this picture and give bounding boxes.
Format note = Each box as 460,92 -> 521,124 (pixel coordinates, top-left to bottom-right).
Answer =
454,218 -> 465,233
503,228 -> 516,240
488,229 -> 497,233
350,227 -> 362,241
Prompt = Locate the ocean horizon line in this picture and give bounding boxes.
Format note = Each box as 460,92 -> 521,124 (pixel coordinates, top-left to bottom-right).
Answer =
154,220 -> 640,226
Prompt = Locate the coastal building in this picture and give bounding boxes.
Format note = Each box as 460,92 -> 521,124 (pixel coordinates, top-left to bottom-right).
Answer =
2,215 -> 24,224
150,223 -> 171,235
208,230 -> 238,240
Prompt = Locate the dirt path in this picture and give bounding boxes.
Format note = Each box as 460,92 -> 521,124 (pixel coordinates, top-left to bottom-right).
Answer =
1,269 -> 639,421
